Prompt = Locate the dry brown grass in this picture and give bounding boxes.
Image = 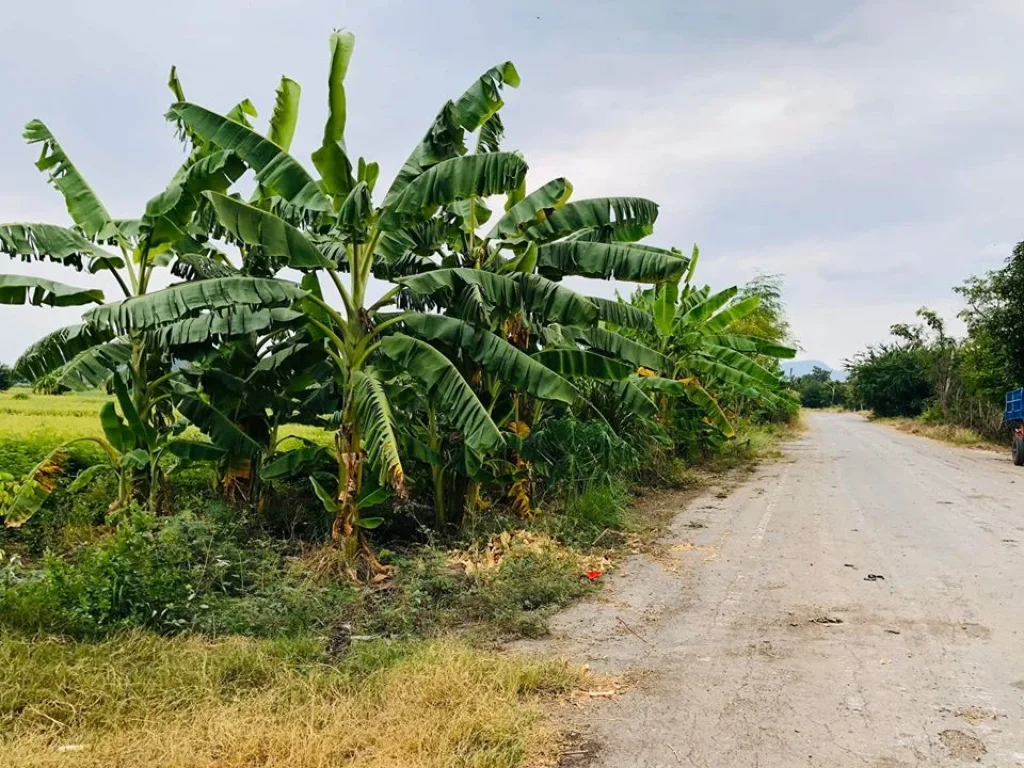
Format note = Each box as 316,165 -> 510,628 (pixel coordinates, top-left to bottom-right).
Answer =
878,417 -> 1000,450
0,632 -> 582,768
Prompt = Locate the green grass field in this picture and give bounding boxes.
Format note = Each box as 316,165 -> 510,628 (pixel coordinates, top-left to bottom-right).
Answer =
0,390 -> 107,439
0,389 -> 334,477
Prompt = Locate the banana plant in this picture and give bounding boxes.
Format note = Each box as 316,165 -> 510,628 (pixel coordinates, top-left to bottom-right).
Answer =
158,27 -> 694,541
0,72 -> 273,502
143,31 -> 566,564
0,368 -> 232,525
364,71 -> 691,522
2,63 -> 340,513
623,246 -> 797,438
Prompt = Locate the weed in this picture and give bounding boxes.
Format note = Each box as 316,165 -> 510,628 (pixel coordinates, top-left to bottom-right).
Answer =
548,480 -> 630,548
0,510 -> 286,637
523,416 -> 643,500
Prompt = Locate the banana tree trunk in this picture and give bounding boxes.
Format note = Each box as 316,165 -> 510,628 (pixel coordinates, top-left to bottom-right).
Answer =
128,336 -> 155,510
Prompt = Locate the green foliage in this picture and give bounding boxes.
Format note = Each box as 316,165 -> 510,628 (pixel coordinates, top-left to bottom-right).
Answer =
192,578 -> 358,638
730,274 -> 792,352
790,366 -> 846,409
474,546 -> 594,637
1,28 -> 798,590
748,390 -> 801,426
0,509 -> 282,637
363,542 -> 595,640
957,241 -> 1024,390
522,416 -> 641,496
620,258 -> 797,452
848,344 -> 932,417
799,379 -> 830,408
848,280 -> 1019,437
0,365 -> 11,392
552,481 -> 630,548
0,432 -> 104,482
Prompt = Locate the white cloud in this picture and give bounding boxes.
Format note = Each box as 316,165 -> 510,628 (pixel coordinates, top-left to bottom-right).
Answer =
518,0 -> 1024,365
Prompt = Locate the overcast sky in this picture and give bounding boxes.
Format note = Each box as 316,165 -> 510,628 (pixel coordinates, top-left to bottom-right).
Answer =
2,0 -> 1023,368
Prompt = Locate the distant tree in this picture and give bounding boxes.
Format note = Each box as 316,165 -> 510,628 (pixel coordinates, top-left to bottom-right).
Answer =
730,274 -> 795,374
791,366 -> 846,408
844,240 -> 1024,434
807,365 -> 832,383
0,364 -> 12,392
847,344 -> 931,417
798,379 -> 830,408
955,241 -> 1024,392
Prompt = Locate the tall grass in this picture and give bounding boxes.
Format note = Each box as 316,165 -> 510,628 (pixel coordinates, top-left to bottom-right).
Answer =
878,417 -> 995,448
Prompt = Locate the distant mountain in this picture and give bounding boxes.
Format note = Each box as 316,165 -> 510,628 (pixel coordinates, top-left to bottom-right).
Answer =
783,360 -> 848,382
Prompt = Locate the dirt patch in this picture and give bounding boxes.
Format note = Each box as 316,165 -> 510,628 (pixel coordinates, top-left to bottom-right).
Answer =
939,729 -> 986,761
669,540 -> 721,562
776,606 -> 851,630
750,639 -> 784,659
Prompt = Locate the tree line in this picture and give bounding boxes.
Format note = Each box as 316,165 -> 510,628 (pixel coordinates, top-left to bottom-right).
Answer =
840,241 -> 1024,438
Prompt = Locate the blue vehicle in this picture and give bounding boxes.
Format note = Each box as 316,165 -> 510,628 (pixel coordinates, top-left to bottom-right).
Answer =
1005,388 -> 1024,465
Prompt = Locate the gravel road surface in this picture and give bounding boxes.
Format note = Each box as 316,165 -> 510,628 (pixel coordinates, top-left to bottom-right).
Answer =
525,412 -> 1024,767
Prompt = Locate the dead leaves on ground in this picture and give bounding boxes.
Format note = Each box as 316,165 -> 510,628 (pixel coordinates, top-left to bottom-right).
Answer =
447,530 -> 611,577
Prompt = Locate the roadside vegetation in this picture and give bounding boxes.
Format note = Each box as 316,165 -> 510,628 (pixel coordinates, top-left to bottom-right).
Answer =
873,417 -> 992,448
842,242 -> 1024,444
0,30 -> 798,767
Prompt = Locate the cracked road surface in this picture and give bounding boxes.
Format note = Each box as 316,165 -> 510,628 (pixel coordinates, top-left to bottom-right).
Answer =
524,412 -> 1024,766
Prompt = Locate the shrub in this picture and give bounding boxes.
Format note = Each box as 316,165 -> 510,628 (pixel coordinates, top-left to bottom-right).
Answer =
192,579 -> 358,638
0,510 -> 283,637
477,545 -> 594,637
848,344 -> 932,417
550,481 -> 630,548
352,533 -> 599,641
751,388 -> 801,424
523,415 -> 641,498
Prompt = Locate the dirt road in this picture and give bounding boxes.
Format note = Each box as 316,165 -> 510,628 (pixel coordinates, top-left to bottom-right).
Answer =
527,412 -> 1024,767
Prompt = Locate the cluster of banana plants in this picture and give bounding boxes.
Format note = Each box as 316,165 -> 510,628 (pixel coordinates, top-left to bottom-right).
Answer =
0,29 -> 794,572
624,247 -> 798,452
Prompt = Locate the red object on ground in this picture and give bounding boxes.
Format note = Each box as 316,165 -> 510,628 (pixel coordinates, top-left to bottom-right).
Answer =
585,570 -> 603,581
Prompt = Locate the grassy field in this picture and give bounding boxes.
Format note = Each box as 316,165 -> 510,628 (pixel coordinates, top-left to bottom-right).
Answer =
0,389 -> 335,442
0,389 -> 106,440
0,389 -> 335,477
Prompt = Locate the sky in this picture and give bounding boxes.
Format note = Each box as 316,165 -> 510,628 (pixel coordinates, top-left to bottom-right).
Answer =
2,0 -> 1023,369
